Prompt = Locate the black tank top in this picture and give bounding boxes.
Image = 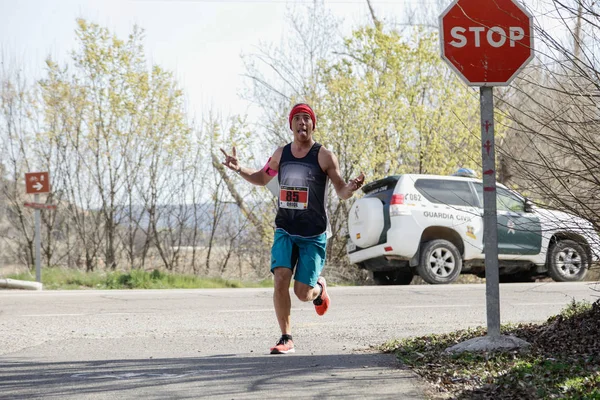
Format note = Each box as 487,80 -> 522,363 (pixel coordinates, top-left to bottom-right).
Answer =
275,142 -> 329,237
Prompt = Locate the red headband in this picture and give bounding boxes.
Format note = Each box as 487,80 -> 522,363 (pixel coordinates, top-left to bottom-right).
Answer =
289,104 -> 316,129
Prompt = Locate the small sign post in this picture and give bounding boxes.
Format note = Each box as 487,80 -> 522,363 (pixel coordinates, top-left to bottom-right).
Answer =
25,172 -> 51,283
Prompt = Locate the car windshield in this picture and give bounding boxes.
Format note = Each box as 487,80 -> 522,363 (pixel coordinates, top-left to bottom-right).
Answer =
474,183 -> 525,212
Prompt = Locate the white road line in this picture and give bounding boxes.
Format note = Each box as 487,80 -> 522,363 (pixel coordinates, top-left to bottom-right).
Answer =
393,304 -> 476,309
393,302 -> 568,309
21,313 -> 86,317
18,302 -> 571,317
21,312 -> 134,317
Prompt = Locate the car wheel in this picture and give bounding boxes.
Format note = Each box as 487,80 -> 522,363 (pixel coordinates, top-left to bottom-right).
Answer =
548,240 -> 588,282
372,270 -> 413,285
417,239 -> 462,284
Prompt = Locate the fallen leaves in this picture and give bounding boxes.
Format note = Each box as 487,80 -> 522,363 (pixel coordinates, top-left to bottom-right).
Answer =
383,299 -> 600,399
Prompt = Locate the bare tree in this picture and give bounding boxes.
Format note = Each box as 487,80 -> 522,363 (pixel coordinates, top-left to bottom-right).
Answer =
240,1 -> 343,142
500,1 -> 599,214
495,0 -> 600,279
0,66 -> 38,270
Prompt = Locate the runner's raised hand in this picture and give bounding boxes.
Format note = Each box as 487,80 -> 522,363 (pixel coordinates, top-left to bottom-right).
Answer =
220,147 -> 240,172
351,172 -> 365,191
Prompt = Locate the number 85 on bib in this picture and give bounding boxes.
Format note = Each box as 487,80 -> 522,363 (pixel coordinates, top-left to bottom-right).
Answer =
280,185 -> 309,210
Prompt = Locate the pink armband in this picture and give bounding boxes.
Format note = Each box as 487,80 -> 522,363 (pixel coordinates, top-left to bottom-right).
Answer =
263,157 -> 278,177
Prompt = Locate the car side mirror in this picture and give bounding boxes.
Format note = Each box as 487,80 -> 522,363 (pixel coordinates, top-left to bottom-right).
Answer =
524,199 -> 534,212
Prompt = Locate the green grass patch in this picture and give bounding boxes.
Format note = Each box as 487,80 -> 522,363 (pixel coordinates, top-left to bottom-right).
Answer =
556,298 -> 592,319
7,267 -> 274,290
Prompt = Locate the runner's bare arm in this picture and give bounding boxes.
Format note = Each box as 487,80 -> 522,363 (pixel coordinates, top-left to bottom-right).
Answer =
220,146 -> 282,186
319,148 -> 365,200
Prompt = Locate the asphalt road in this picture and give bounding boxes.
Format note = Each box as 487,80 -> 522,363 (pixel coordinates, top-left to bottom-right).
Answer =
1,282 -> 598,399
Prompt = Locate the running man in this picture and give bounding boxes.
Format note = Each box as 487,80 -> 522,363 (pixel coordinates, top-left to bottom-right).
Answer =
221,103 -> 365,354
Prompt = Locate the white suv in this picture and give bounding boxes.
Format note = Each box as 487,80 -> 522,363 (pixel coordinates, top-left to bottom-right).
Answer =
347,173 -> 600,285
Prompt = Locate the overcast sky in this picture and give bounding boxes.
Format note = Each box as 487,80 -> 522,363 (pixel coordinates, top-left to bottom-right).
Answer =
1,0 -> 433,123
1,0 -> 564,127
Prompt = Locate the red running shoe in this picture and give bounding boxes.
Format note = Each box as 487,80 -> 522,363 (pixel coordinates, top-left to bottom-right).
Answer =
270,336 -> 295,354
313,276 -> 330,316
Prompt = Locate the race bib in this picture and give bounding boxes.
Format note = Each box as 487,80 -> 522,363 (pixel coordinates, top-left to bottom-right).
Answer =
279,185 -> 309,210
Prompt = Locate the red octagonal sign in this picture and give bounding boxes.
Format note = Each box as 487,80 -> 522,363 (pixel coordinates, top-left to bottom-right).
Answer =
440,0 -> 534,86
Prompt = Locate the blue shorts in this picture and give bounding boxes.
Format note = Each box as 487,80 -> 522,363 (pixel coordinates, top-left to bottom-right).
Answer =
271,229 -> 327,287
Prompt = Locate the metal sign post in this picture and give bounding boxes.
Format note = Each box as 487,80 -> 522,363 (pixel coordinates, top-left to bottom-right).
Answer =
480,87 -> 500,336
34,194 -> 42,283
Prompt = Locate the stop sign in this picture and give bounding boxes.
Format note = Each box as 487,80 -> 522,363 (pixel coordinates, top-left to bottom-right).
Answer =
440,0 -> 534,86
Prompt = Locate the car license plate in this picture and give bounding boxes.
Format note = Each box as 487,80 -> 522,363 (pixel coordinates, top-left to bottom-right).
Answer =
346,241 -> 356,253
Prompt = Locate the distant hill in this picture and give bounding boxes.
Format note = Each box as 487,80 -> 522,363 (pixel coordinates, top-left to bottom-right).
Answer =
113,201 -> 276,232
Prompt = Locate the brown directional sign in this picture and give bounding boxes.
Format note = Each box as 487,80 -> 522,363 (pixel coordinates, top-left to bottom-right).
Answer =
25,172 -> 50,194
